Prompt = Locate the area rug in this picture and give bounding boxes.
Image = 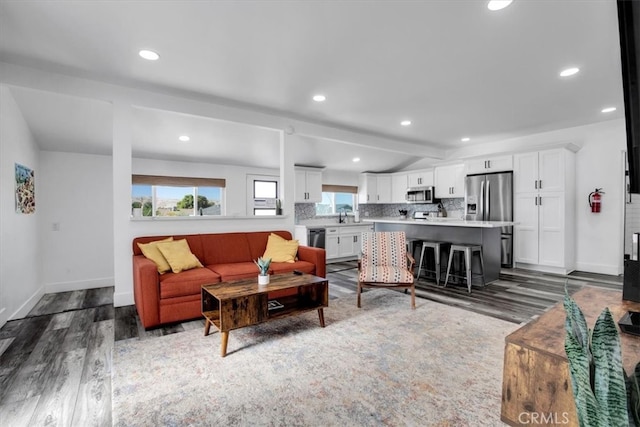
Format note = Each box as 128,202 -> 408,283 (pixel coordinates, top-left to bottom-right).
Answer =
112,289 -> 518,426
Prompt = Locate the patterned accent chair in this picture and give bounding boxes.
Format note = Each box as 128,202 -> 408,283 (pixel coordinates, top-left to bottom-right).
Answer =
357,231 -> 416,309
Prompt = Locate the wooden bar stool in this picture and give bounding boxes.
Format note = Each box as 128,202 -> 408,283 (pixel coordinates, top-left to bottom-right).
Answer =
444,244 -> 485,293
417,241 -> 450,285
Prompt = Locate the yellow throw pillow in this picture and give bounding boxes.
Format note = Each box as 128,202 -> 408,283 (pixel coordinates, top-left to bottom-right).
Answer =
137,237 -> 173,274
156,239 -> 203,273
263,233 -> 299,263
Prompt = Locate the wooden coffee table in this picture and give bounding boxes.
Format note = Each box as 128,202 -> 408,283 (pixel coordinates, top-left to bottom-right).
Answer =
201,273 -> 329,357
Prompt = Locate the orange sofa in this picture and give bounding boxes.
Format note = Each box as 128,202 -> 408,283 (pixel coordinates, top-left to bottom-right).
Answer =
132,230 -> 326,329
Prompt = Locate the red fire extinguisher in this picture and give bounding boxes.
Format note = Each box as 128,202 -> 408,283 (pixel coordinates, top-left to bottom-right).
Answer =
588,188 -> 604,213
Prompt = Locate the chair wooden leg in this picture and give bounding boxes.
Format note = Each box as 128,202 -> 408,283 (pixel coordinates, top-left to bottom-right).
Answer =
410,284 -> 416,309
357,281 -> 362,308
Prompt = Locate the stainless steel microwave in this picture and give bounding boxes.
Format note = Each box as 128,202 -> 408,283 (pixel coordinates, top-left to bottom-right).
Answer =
406,186 -> 436,203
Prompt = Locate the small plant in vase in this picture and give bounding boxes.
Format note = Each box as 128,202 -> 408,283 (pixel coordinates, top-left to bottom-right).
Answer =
131,201 -> 142,217
254,257 -> 272,285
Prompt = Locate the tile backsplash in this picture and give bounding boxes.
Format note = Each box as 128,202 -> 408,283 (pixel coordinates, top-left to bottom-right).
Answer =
295,198 -> 465,223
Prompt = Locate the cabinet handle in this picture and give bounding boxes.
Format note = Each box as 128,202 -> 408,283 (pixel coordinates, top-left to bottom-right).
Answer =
367,194 -> 370,201
534,181 -> 538,189
487,160 -> 491,169
539,180 -> 542,189
338,237 -> 340,244
535,196 -> 538,206
539,196 -> 542,205
354,235 -> 357,243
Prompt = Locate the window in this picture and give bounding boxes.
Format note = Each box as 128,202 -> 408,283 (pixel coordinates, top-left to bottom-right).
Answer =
315,185 -> 358,215
132,175 -> 225,217
252,178 -> 278,215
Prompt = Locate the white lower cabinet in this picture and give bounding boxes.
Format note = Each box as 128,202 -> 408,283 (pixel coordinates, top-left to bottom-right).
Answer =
515,192 -> 566,268
326,225 -> 369,260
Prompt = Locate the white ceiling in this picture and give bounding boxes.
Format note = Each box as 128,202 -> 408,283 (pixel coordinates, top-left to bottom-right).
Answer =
0,0 -> 625,172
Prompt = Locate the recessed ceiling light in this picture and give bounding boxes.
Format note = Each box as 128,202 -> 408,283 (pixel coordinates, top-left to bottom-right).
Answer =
139,49 -> 160,61
601,107 -> 617,113
560,67 -> 580,77
461,137 -> 471,142
178,135 -> 190,142
312,94 -> 326,102
487,0 -> 513,11
400,120 -> 412,126
352,157 -> 361,163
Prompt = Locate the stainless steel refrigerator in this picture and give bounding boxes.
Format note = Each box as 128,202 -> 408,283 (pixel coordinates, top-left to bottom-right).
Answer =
465,172 -> 513,267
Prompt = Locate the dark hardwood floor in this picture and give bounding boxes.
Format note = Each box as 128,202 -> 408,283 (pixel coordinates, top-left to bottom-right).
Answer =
0,264 -> 622,425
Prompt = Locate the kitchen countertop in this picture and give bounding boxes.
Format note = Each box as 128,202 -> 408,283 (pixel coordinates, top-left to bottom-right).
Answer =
296,220 -> 372,228
362,217 -> 517,228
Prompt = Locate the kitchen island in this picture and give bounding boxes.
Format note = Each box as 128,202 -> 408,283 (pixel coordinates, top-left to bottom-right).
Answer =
364,217 -> 516,284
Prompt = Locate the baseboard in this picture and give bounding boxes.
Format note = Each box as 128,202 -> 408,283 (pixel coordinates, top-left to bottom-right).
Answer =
574,262 -> 622,276
44,277 -> 114,294
114,291 -> 134,308
514,263 -> 575,276
327,256 -> 358,264
8,286 -> 45,321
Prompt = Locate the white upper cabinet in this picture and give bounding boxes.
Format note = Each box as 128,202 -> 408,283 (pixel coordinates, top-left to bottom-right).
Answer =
391,173 -> 409,203
358,173 -> 377,204
376,174 -> 392,203
294,168 -> 322,203
465,155 -> 513,175
514,149 -> 565,194
513,152 -> 539,193
538,149 -> 565,192
407,170 -> 434,187
358,173 -> 391,204
434,164 -> 465,198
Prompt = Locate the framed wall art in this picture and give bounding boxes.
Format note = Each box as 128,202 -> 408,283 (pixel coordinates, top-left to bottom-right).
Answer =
15,163 -> 35,214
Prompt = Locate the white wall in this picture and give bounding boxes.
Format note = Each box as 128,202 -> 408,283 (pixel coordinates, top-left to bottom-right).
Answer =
322,169 -> 359,187
38,151 -> 114,293
0,86 -> 43,326
574,121 -> 626,274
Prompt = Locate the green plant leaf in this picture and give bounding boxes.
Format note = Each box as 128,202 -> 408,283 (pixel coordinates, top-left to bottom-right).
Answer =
627,362 -> 640,427
565,326 -> 606,426
591,308 -> 629,427
564,288 -> 589,352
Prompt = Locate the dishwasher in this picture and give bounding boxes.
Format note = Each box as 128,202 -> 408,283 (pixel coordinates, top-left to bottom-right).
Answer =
307,228 -> 326,249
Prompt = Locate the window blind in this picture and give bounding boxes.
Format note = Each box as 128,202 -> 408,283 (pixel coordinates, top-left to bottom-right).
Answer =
322,184 -> 358,194
132,175 -> 226,188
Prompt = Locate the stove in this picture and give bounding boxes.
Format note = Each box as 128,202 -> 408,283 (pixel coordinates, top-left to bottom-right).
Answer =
413,211 -> 435,220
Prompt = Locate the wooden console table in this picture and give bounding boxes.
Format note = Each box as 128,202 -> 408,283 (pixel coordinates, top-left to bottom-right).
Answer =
501,287 -> 640,426
201,273 -> 328,357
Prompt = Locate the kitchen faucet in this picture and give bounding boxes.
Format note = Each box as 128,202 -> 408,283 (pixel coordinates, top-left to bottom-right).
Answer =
339,210 -> 346,223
